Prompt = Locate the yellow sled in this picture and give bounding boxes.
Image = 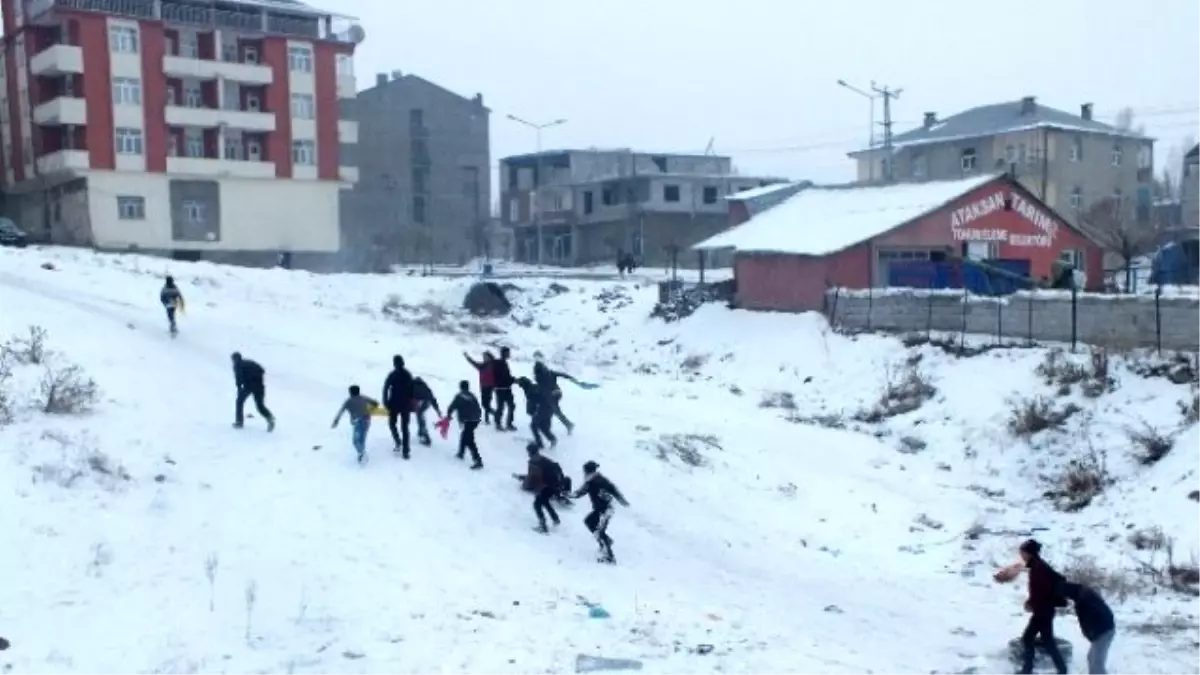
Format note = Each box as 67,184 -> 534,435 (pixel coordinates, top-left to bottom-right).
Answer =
368,402 -> 389,417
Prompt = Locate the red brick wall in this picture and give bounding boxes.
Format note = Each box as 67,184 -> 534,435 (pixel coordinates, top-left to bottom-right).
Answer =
261,37 -> 291,178
140,22 -> 167,172
75,12 -> 114,170
313,41 -> 340,180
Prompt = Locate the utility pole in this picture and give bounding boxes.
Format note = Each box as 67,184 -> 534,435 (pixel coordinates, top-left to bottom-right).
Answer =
507,114 -> 567,265
871,82 -> 903,183
836,79 -> 878,182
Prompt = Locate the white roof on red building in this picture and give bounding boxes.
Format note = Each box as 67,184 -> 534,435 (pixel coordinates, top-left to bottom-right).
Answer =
693,174 -> 1000,256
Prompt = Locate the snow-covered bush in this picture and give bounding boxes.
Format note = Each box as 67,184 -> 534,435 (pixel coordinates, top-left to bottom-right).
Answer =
1127,423 -> 1175,465
1035,347 -> 1112,398
1006,396 -> 1081,437
38,362 -> 100,415
2,325 -> 49,365
1044,444 -> 1109,512
1179,390 -> 1198,425
0,353 -> 12,426
1059,555 -> 1140,602
854,363 -> 936,423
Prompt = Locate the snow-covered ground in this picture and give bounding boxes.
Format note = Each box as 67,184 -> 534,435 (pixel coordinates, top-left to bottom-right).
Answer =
0,246 -> 1196,674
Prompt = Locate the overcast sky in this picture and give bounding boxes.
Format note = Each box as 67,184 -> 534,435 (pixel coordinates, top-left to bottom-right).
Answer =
338,0 -> 1200,194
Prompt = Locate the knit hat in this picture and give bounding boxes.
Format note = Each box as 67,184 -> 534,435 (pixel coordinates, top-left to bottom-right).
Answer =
583,460 -> 599,474
1019,539 -> 1042,556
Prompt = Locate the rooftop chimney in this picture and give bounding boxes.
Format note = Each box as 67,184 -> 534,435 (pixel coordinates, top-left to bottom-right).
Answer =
1080,102 -> 1093,121
473,93 -> 484,107
375,73 -> 387,87
1020,96 -> 1037,115
923,112 -> 937,129
390,70 -> 403,81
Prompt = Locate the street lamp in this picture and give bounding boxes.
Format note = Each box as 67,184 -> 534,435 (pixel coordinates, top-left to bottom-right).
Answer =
507,114 -> 568,265
837,79 -> 879,182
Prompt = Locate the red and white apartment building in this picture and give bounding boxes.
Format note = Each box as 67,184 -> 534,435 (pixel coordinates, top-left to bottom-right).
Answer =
0,0 -> 359,257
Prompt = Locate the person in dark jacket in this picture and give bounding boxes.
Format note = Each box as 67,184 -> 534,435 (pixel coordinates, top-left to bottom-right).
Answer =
572,461 -> 629,564
159,276 -> 183,336
445,380 -> 483,469
490,346 -> 516,431
411,376 -> 442,446
516,376 -> 556,449
231,352 -> 274,431
331,385 -> 379,464
524,443 -> 565,533
1059,581 -> 1115,674
382,355 -> 415,458
533,351 -> 577,434
463,350 -> 497,424
1018,539 -> 1068,675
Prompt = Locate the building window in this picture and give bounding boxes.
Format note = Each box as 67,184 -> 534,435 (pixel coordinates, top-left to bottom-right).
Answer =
117,195 -> 144,220
961,148 -> 977,172
184,83 -> 202,108
1069,136 -> 1082,162
111,77 -> 142,105
409,108 -> 424,129
601,185 -> 617,206
583,190 -> 593,214
336,54 -> 353,76
287,45 -> 313,72
1059,249 -> 1084,271
1004,144 -> 1017,164
412,167 -> 428,194
167,134 -> 179,157
911,152 -> 926,178
290,93 -> 314,119
508,196 -> 520,222
224,135 -> 243,160
179,32 -> 198,58
663,184 -> 680,202
114,127 -> 143,155
413,195 -> 427,223
1111,144 -> 1123,166
182,199 -> 205,224
184,128 -> 203,157
1069,186 -> 1083,210
702,185 -> 718,204
292,140 -> 315,165
1137,145 -> 1152,170
109,25 -> 138,53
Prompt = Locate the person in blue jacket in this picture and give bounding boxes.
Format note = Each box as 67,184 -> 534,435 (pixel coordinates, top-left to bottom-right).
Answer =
159,276 -> 183,335
1058,580 -> 1115,674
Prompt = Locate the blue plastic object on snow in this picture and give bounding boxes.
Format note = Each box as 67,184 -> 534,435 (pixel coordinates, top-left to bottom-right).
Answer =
574,380 -> 600,390
588,605 -> 610,619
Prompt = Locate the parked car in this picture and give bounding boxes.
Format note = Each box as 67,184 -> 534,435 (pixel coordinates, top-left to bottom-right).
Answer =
0,218 -> 27,248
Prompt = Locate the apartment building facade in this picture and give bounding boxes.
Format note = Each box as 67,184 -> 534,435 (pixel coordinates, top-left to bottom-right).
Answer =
337,71 -> 489,271
848,97 -> 1155,226
500,149 -> 783,267
0,0 -> 359,259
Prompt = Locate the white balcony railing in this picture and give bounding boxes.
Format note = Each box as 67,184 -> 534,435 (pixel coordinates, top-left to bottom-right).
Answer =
163,55 -> 272,85
36,149 -> 89,174
167,156 -> 276,180
165,105 -> 220,128
338,119 -> 358,144
220,109 -> 276,132
30,44 -> 84,76
32,97 -> 87,126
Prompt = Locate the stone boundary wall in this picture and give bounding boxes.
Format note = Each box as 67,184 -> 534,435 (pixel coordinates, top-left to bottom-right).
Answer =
825,287 -> 1200,351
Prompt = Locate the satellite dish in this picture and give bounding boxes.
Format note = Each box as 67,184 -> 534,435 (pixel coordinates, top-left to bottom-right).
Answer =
346,24 -> 366,45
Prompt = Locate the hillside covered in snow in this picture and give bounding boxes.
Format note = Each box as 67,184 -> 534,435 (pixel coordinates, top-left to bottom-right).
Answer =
0,247 -> 1197,674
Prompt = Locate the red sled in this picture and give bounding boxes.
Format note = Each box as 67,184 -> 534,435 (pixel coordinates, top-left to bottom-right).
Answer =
435,417 -> 451,439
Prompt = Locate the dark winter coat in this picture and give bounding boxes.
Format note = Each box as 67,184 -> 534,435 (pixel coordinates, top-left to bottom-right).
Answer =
533,361 -> 569,395
447,391 -> 483,423
1026,556 -> 1066,614
160,284 -> 182,308
573,472 -> 628,512
234,359 -> 265,390
412,377 -> 440,413
515,377 -> 543,416
525,455 -> 563,491
1059,582 -> 1115,640
492,358 -> 514,388
383,367 -> 414,407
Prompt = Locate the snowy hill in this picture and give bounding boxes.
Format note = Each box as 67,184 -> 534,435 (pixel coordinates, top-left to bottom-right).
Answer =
0,246 -> 1196,674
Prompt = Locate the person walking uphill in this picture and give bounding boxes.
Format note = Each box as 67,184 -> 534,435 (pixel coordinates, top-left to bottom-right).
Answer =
159,276 -> 184,336
463,350 -> 497,424
232,352 -> 275,431
445,380 -> 484,469
533,351 -> 579,434
573,461 -> 629,564
516,376 -> 556,449
525,443 -> 565,533
492,346 -> 517,431
382,355 -> 415,458
332,385 -> 379,464
1017,539 -> 1069,675
412,376 -> 442,446
1059,580 -> 1116,674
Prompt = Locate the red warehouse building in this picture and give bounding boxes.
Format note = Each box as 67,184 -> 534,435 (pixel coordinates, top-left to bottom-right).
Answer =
693,174 -> 1104,312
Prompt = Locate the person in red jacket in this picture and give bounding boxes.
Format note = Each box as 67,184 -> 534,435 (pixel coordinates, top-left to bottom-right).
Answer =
463,350 -> 497,424
1018,539 -> 1068,675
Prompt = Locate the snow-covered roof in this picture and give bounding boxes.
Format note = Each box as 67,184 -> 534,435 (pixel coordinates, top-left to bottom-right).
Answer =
727,182 -> 801,201
693,174 -> 1000,256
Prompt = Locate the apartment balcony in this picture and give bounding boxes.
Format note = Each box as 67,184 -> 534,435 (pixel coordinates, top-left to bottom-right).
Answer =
338,120 -> 358,143
337,74 -> 356,99
32,97 -> 87,126
164,106 -> 275,132
162,55 -> 273,86
30,44 -> 84,76
36,149 -> 89,175
167,156 -> 277,180
339,166 -> 359,183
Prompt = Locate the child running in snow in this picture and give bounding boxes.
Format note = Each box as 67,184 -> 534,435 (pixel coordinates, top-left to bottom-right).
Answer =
332,385 -> 379,464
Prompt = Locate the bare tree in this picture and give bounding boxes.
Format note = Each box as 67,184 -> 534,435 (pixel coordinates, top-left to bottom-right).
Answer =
1083,197 -> 1160,290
